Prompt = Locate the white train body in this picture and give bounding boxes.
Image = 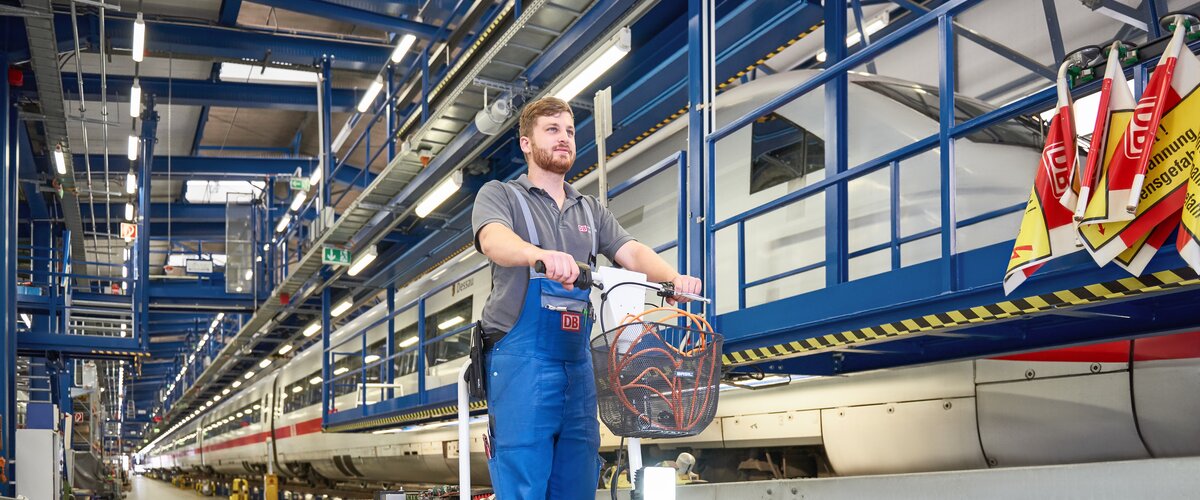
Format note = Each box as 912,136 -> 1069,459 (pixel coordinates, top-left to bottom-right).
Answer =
145,70 -> 1200,484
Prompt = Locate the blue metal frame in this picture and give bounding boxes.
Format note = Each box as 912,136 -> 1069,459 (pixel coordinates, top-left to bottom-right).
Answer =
1,51 -> 15,496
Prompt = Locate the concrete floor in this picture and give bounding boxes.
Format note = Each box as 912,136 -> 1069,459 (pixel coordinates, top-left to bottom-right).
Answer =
127,474 -> 210,500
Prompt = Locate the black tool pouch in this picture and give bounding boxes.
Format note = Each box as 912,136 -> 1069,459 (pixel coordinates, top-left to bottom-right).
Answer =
467,321 -> 487,399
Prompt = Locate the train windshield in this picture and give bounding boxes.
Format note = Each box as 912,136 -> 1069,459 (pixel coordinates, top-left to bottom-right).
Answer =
853,80 -> 1044,149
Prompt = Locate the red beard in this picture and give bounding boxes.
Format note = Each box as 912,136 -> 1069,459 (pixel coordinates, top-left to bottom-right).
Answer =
530,139 -> 574,174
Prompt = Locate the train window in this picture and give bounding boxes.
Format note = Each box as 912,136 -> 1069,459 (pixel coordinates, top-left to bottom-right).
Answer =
749,113 -> 824,194
853,80 -> 1042,149
425,297 -> 474,367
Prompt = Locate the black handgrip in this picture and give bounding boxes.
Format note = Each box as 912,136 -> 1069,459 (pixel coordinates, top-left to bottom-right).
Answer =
533,260 -> 594,289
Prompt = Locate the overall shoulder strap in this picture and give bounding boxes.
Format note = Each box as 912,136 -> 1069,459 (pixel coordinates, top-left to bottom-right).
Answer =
580,197 -> 598,265
503,182 -> 540,248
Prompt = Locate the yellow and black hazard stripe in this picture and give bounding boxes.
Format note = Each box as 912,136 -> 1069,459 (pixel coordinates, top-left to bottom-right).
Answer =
325,400 -> 488,433
89,350 -> 151,358
722,267 -> 1200,366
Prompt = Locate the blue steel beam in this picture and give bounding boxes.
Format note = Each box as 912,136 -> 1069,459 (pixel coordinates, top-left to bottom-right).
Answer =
80,203 -> 234,222
1,51 -> 15,496
250,0 -> 442,37
57,74 -> 357,111
65,155 -> 376,185
218,0 -> 243,26
59,14 -> 392,71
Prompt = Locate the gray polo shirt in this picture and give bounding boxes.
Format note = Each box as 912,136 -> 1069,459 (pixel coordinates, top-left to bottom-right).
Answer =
472,174 -> 635,334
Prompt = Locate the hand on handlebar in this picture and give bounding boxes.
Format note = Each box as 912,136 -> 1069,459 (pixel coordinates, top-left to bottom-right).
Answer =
666,274 -> 703,305
531,250 -> 580,290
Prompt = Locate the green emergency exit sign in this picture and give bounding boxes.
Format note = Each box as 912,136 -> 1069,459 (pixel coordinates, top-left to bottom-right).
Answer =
290,178 -> 311,191
322,246 -> 352,265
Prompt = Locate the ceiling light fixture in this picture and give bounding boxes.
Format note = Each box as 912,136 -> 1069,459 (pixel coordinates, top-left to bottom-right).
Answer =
127,135 -> 139,161
356,76 -> 384,113
331,297 -> 353,317
303,322 -> 321,337
53,147 -> 67,175
415,170 -> 463,218
550,27 -> 631,102
390,34 -> 417,63
132,12 -> 146,62
347,246 -> 378,277
130,78 -> 142,118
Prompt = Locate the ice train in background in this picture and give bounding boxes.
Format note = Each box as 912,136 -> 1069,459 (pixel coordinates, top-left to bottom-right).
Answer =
143,70 -> 1200,486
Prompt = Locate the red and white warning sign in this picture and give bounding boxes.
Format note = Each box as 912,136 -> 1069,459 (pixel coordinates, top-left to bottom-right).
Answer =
120,222 -> 137,240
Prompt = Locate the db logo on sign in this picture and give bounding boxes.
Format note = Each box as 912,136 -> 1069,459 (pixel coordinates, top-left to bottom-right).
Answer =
1041,141 -> 1071,198
561,312 -> 582,332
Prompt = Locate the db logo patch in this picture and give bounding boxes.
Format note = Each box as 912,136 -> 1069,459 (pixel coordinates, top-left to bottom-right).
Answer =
561,312 -> 582,332
578,225 -> 590,233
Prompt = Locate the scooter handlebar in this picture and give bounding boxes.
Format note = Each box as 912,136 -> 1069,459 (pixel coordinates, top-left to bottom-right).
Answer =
533,260 -> 595,290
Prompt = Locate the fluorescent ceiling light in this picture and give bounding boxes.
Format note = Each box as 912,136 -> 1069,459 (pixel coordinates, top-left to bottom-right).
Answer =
244,371 -> 255,380
130,78 -> 142,118
231,380 -> 242,388
399,336 -> 418,348
278,344 -> 293,355
289,190 -> 307,212
347,246 -> 378,276
364,354 -> 381,364
331,298 -> 353,317
128,135 -> 139,161
275,213 -> 292,233
310,161 -> 324,185
216,312 -> 225,321
390,34 -> 417,63
309,376 -> 322,385
292,386 -> 303,393
438,316 -> 464,330
816,16 -> 889,63
253,404 -> 261,410
258,359 -> 271,368
303,322 -> 321,337
357,76 -> 384,113
334,367 -> 349,376
126,172 -> 137,194
167,253 -> 227,268
184,180 -> 265,204
221,388 -> 230,395
53,148 -> 66,175
415,171 -> 463,218
19,313 -> 32,329
219,62 -> 318,85
122,265 -> 128,278
244,269 -> 253,281
212,395 -> 221,402
551,27 -> 631,102
331,120 -> 353,154
124,203 -> 135,221
132,12 -> 145,62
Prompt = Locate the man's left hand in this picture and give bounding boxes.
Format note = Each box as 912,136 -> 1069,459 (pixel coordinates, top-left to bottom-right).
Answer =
667,274 -> 702,305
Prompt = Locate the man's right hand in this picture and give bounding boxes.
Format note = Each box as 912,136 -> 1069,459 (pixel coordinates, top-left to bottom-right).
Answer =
531,250 -> 580,290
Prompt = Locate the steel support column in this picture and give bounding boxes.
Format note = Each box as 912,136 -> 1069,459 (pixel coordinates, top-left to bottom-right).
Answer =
824,0 -> 850,286
320,285 -> 331,427
1,51 -> 15,497
687,0 -> 712,309
320,57 -> 334,212
386,285 -> 396,400
938,15 -> 959,291
137,96 -> 159,351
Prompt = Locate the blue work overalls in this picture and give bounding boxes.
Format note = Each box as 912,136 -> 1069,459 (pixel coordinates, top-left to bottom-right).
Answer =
485,183 -> 601,499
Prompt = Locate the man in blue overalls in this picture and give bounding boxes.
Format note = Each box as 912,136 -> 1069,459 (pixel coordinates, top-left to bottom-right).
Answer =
472,97 -> 702,499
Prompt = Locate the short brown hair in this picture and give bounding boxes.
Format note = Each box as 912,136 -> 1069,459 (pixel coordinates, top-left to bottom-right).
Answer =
519,97 -> 573,138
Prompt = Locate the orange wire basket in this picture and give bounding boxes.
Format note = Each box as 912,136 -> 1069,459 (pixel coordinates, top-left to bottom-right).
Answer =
591,321 -> 723,439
